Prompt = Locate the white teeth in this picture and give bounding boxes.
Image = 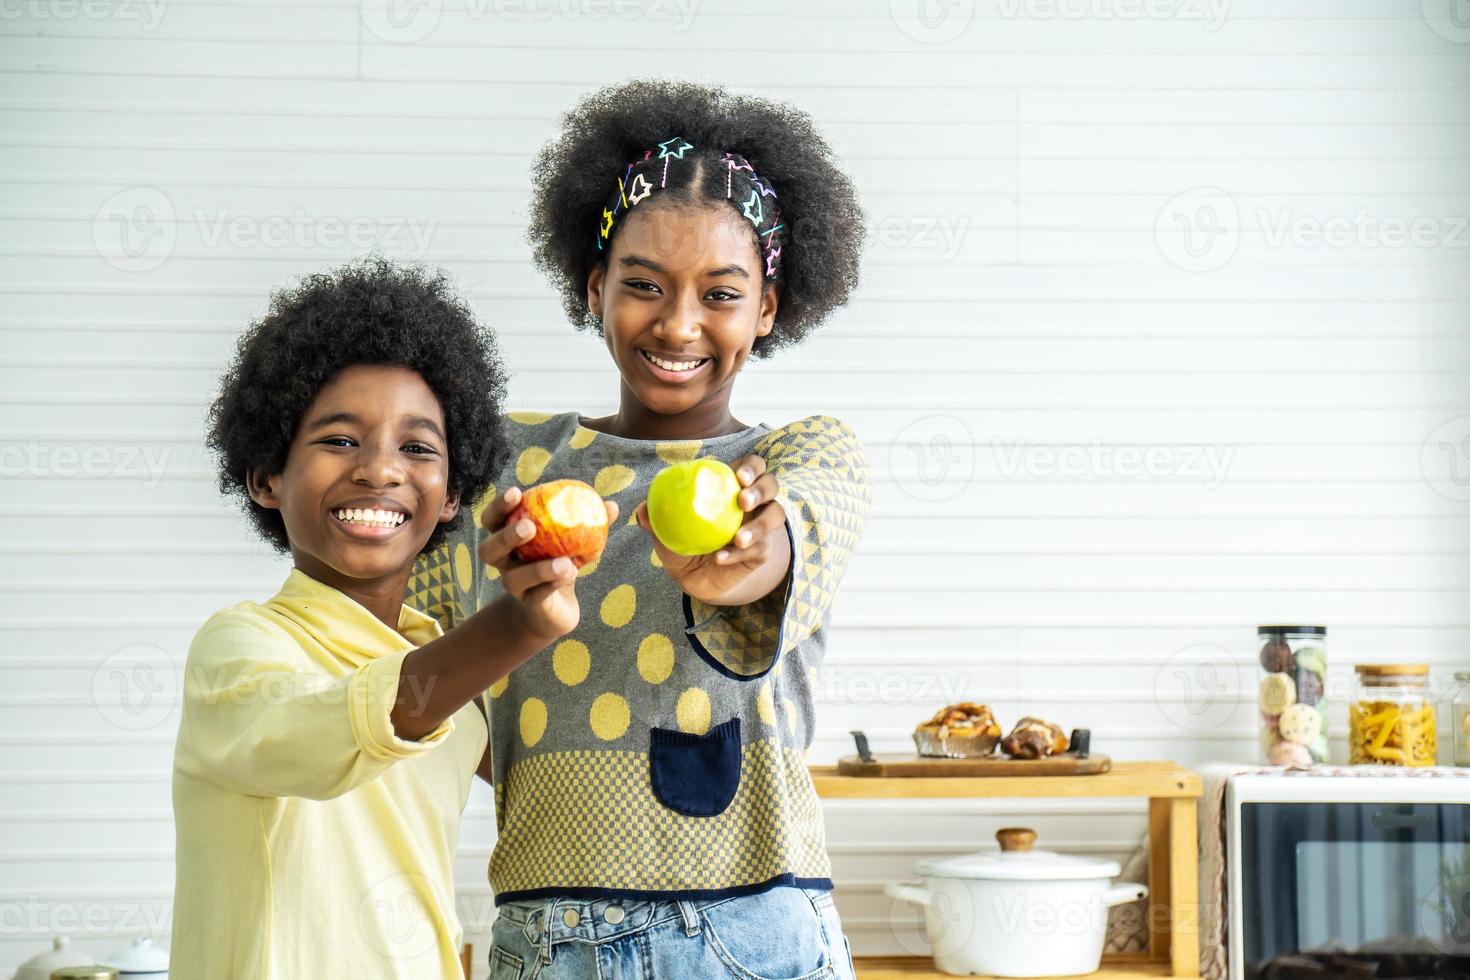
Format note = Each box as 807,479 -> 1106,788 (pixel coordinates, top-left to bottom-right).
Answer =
334,508 -> 406,528
645,351 -> 704,372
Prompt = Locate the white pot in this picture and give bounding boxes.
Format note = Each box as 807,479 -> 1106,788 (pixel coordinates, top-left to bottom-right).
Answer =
884,828 -> 1147,978
99,938 -> 167,980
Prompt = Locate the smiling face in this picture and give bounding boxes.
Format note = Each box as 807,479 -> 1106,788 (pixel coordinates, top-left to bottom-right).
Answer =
587,200 -> 778,421
247,364 -> 460,590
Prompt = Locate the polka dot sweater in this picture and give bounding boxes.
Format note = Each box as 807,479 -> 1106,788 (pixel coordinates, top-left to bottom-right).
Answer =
409,411 -> 870,904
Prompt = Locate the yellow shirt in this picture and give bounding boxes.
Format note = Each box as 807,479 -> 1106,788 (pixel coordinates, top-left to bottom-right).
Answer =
170,568 -> 487,979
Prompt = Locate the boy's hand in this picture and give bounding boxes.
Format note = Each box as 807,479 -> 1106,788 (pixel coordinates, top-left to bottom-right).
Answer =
634,454 -> 789,606
478,487 -> 618,642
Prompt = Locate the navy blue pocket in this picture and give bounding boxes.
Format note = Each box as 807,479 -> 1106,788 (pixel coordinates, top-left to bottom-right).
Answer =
648,717 -> 742,817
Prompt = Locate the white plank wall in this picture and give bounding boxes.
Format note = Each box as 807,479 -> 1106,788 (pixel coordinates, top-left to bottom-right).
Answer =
3,0 -> 1470,972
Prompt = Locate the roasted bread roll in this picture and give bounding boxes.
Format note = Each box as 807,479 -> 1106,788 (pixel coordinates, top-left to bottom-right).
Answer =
1000,716 -> 1069,759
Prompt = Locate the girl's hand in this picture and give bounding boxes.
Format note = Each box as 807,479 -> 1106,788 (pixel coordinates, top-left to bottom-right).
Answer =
478,486 -> 619,642
634,454 -> 789,606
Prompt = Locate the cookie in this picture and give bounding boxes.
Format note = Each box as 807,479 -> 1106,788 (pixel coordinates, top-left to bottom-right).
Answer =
1279,703 -> 1322,744
1259,638 -> 1294,674
1294,667 -> 1324,706
1268,740 -> 1313,767
1260,672 -> 1297,716
1293,646 -> 1326,678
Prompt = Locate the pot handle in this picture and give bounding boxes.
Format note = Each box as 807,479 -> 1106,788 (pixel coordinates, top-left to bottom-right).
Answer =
1104,882 -> 1148,907
883,882 -> 934,910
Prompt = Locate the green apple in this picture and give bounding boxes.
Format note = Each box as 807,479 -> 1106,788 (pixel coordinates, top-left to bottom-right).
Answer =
646,458 -> 744,557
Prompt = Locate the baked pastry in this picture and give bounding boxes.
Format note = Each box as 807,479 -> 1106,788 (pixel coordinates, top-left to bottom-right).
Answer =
1000,717 -> 1069,759
913,702 -> 1002,758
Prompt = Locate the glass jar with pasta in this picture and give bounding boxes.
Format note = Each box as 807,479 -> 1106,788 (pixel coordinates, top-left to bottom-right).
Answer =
1349,664 -> 1436,766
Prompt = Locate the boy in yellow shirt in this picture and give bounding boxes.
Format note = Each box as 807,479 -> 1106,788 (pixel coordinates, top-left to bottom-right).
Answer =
170,258 -> 613,978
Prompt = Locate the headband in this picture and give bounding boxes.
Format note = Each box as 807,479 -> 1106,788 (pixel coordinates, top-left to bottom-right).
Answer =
595,136 -> 785,280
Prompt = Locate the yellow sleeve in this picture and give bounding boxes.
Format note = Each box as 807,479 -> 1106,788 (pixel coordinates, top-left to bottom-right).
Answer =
686,415 -> 871,676
173,614 -> 453,800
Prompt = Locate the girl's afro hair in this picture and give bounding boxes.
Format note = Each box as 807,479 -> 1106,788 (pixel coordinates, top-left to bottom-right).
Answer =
527,77 -> 867,358
205,256 -> 509,555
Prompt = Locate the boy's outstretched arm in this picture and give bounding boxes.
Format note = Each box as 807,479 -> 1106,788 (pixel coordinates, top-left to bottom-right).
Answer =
389,489 -> 617,741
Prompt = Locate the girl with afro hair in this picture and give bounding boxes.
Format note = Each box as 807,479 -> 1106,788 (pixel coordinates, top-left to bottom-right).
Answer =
411,79 -> 871,978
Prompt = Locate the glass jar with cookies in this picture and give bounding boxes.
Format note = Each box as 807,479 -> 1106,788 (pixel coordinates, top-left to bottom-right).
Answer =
1349,664 -> 1436,767
1258,625 -> 1328,765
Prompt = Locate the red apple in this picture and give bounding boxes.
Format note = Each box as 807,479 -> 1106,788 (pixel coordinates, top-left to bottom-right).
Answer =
509,479 -> 608,567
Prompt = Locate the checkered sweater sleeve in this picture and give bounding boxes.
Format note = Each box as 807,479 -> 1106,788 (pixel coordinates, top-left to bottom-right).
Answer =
686,414 -> 871,673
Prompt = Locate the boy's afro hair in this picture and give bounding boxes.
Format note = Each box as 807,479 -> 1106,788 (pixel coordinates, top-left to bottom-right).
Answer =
527,77 -> 866,358
206,256 -> 509,555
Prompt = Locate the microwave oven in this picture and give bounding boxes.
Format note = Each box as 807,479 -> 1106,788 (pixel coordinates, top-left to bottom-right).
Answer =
1226,772 -> 1470,980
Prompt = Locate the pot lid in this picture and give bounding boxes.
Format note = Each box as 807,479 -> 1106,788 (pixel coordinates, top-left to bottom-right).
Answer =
101,937 -> 169,973
915,828 -> 1123,882
14,936 -> 95,980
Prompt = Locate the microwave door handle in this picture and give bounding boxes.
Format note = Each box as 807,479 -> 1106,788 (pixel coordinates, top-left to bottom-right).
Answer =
1370,810 -> 1434,831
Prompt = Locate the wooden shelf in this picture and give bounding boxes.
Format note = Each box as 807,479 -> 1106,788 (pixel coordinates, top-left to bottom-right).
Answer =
811,760 -> 1202,980
852,955 -> 1199,979
810,760 -> 1200,800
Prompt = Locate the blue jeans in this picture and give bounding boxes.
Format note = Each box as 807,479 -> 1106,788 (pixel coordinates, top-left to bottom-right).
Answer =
488,885 -> 857,980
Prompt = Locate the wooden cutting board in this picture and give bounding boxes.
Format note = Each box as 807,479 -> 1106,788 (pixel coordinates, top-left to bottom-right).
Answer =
836,752 -> 1111,777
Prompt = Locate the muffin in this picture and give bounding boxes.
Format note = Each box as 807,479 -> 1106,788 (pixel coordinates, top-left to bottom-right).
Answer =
913,702 -> 1002,758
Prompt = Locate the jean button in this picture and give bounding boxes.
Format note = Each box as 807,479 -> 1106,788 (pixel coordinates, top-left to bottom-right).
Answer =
562,908 -> 581,928
604,905 -> 625,924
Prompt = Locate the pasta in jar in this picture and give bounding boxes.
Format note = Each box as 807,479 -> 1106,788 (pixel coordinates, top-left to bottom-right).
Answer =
1349,664 -> 1436,767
